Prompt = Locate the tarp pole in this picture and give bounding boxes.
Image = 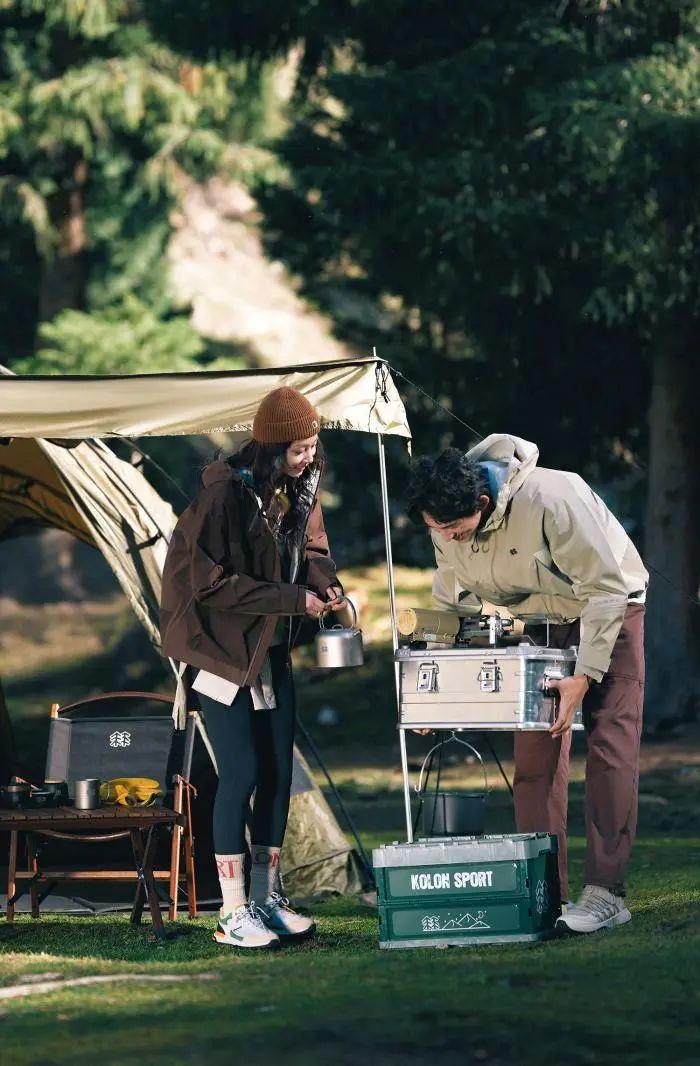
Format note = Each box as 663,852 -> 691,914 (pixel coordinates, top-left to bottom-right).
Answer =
377,433 -> 398,651
377,433 -> 413,841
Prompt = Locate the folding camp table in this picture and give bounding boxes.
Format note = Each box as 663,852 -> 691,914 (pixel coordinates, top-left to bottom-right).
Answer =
1,805 -> 184,939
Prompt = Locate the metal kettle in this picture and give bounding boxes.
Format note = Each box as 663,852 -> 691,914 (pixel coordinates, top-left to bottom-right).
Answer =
315,599 -> 364,669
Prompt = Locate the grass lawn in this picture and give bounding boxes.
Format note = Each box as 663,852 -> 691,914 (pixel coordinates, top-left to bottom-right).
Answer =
1,575 -> 699,1063
1,837 -> 698,1065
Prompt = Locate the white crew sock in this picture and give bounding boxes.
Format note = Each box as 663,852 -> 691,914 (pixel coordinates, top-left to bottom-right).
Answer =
250,845 -> 281,905
215,853 -> 246,916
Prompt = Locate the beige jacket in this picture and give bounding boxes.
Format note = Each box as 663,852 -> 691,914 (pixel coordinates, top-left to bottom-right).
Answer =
431,434 -> 648,681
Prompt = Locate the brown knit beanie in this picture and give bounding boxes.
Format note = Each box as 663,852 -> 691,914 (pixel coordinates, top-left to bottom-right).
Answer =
252,387 -> 321,444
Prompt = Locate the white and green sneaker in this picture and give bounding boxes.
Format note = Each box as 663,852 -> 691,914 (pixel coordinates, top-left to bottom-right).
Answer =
556,885 -> 631,935
259,893 -> 316,941
214,903 -> 280,950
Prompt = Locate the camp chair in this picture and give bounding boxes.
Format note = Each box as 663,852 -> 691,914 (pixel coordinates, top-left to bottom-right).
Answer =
3,692 -> 197,938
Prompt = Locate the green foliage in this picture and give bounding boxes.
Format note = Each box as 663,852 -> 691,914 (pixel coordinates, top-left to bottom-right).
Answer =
144,0 -> 349,66
0,4 -> 231,249
0,0 -> 276,371
256,2 -> 700,479
16,0 -> 121,38
12,295 -> 204,374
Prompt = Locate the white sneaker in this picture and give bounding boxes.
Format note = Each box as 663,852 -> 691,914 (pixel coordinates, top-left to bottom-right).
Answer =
259,892 -> 316,941
556,885 -> 631,934
214,903 -> 280,950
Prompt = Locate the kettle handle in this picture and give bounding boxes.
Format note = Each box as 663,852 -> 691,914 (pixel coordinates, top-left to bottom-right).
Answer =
319,596 -> 357,630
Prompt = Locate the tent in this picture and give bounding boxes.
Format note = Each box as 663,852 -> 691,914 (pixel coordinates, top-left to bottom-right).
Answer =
0,357 -> 411,900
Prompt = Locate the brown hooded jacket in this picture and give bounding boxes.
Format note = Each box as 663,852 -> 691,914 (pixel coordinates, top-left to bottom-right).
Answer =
160,459 -> 339,685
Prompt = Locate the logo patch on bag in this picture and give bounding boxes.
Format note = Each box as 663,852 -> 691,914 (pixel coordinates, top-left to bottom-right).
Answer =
109,730 -> 131,748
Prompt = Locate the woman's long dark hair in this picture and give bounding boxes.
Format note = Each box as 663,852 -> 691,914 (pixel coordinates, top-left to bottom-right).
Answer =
226,437 -> 324,543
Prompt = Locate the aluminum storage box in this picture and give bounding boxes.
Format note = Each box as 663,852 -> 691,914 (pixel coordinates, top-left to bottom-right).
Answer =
396,644 -> 583,730
374,833 -> 560,949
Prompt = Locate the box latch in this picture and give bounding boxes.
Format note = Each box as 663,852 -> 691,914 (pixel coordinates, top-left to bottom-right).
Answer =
478,659 -> 502,693
416,662 -> 439,693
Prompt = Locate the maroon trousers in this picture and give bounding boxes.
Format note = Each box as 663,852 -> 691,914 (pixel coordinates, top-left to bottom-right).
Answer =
513,605 -> 645,898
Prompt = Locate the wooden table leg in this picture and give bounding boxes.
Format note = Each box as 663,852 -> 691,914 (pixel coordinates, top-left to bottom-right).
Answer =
141,826 -> 166,938
6,830 -> 18,923
27,833 -> 40,918
131,827 -> 166,939
130,829 -> 146,926
168,780 -> 183,922
183,786 -> 197,919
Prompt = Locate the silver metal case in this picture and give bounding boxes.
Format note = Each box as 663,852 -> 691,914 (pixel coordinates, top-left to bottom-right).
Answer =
396,644 -> 584,730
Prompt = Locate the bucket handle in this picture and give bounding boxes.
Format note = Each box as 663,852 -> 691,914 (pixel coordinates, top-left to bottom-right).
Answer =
415,732 -> 489,795
319,597 -> 357,630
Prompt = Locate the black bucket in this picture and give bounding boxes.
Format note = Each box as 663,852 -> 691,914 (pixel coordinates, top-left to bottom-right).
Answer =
422,790 -> 487,837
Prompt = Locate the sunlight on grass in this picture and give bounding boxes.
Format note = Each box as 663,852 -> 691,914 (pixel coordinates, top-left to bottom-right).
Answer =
1,569 -> 699,1063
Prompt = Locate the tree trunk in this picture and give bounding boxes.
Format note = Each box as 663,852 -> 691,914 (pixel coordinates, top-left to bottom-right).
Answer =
38,158 -> 87,322
643,330 -> 700,728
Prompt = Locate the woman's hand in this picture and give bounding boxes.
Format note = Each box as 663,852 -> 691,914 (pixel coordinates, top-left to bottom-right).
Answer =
548,675 -> 590,736
305,590 -> 327,617
324,584 -> 346,612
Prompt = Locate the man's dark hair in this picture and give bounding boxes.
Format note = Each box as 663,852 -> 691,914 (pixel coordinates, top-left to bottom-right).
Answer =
406,448 -> 488,525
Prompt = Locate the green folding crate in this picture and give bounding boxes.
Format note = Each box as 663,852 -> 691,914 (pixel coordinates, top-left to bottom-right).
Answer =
373,833 -> 561,949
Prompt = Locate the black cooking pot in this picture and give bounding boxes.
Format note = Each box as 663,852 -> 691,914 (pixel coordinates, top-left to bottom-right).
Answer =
29,789 -> 59,809
421,791 -> 487,837
0,783 -> 31,809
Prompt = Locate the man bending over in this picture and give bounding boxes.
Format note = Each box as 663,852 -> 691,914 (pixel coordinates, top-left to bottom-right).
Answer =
406,434 -> 648,935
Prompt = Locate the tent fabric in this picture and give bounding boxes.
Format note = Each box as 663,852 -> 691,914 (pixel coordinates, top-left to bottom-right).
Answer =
0,435 -> 174,647
40,438 -> 175,646
0,436 -> 94,544
0,357 -> 410,440
282,748 -> 364,899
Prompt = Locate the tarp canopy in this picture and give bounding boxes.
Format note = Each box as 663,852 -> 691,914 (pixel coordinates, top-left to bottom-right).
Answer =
0,357 -> 410,439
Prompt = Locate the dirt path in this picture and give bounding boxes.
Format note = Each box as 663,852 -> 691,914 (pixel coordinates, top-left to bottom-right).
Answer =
168,177 -> 351,368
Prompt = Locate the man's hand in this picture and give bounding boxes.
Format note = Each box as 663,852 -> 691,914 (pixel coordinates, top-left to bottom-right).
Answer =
324,584 -> 346,612
305,590 -> 327,617
548,675 -> 590,736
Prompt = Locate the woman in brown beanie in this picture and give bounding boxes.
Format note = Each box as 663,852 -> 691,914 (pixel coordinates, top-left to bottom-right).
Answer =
160,387 -> 344,949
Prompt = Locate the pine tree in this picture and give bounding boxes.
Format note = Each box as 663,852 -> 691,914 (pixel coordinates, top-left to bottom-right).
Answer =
252,1 -> 700,725
0,0 -> 235,371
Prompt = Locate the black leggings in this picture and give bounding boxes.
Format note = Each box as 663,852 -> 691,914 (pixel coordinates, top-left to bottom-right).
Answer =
195,647 -> 296,854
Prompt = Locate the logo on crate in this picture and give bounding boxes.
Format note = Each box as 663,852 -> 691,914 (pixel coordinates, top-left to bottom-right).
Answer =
421,910 -> 491,934
109,730 -> 131,748
535,879 -> 549,914
410,870 -> 493,892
